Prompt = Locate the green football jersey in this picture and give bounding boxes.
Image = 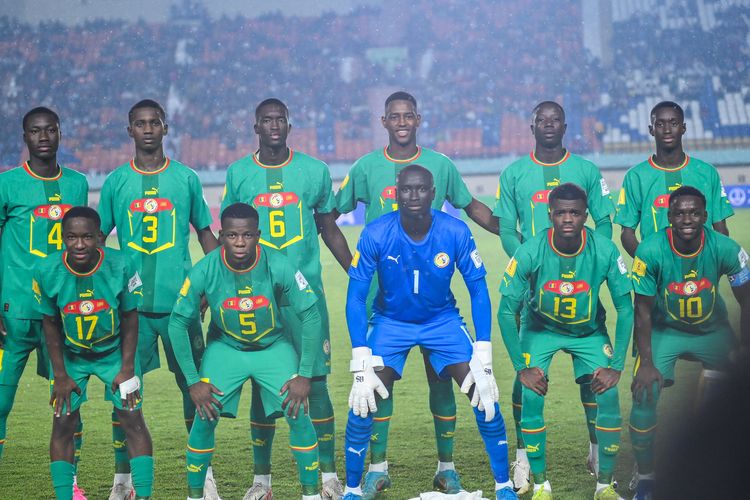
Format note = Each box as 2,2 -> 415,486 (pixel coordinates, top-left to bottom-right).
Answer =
34,248 -> 142,355
98,158 -> 213,313
335,146 -> 473,223
614,155 -> 734,239
172,246 -> 318,351
500,227 -> 632,341
493,151 -> 615,242
0,163 -> 88,319
221,150 -> 335,287
631,228 -> 746,335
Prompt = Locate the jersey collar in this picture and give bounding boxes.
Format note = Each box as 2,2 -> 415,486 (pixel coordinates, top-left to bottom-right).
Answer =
221,245 -> 261,273
383,145 -> 421,163
63,248 -> 104,276
253,149 -> 294,168
666,228 -> 704,258
531,150 -> 570,167
648,154 -> 689,171
130,157 -> 170,175
548,228 -> 586,257
23,161 -> 62,180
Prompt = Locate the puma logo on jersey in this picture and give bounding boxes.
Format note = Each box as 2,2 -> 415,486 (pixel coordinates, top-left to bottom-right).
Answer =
684,269 -> 698,279
269,181 -> 283,190
561,270 -> 576,279
546,178 -> 560,187
386,255 -> 401,264
48,193 -> 62,202
145,187 -> 159,195
79,289 -> 95,298
238,286 -> 253,295
668,183 -> 682,192
347,446 -> 366,457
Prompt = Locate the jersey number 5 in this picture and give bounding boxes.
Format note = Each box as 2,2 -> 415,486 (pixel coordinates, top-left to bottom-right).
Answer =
239,312 -> 257,336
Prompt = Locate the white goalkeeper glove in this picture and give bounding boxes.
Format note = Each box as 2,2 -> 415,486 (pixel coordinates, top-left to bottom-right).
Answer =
460,341 -> 499,421
348,346 -> 389,417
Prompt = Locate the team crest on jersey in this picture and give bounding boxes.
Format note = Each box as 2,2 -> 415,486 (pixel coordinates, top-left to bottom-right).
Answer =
130,198 -> 173,213
667,278 -> 712,296
632,257 -> 647,277
223,296 -> 270,310
434,252 -> 450,268
238,297 -> 255,311
269,193 -> 285,208
34,204 -> 72,220
602,344 -> 613,358
64,299 -> 109,315
559,282 -> 575,295
544,280 -> 590,295
254,192 -> 299,208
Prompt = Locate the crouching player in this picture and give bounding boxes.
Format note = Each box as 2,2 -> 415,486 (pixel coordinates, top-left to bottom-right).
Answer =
35,207 -> 153,500
497,184 -> 633,500
628,186 -> 750,499
342,164 -> 516,500
168,202 -> 323,500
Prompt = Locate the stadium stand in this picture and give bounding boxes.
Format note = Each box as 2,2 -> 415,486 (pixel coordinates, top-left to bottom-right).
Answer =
0,0 -> 748,171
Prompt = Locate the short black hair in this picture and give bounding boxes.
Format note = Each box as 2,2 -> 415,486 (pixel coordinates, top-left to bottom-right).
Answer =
532,101 -> 565,121
128,99 -> 166,123
221,202 -> 259,225
669,185 -> 706,209
385,91 -> 417,111
62,206 -> 101,231
549,182 -> 588,207
23,106 -> 60,131
651,101 -> 684,123
255,98 -> 289,121
397,163 -> 433,187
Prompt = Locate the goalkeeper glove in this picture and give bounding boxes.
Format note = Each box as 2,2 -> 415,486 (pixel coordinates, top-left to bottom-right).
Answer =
460,340 -> 500,421
348,346 -> 389,417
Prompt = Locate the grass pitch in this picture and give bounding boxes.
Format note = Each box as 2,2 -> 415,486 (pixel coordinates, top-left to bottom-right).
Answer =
2,210 -> 747,499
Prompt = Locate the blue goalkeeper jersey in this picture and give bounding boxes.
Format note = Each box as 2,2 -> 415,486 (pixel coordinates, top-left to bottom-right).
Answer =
349,210 -> 486,323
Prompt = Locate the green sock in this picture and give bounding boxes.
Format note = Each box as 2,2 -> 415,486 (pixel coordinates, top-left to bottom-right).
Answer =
370,391 -> 393,464
308,378 -> 336,473
287,414 -> 319,496
521,386 -> 547,482
186,416 -> 218,498
112,411 -> 130,473
512,376 -> 524,449
73,418 -> 83,474
0,384 -> 18,460
250,382 -> 275,476
429,378 -> 456,462
580,382 -> 598,444
629,381 -> 660,474
50,460 -> 75,500
594,387 -> 621,483
130,455 -> 154,499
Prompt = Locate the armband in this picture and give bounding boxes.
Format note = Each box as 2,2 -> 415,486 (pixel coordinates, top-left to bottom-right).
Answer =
729,266 -> 750,287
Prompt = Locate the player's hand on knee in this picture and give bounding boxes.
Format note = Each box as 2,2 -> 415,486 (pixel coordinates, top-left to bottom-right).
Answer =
460,341 -> 500,413
519,367 -> 548,395
631,362 -> 663,403
281,375 -> 311,418
591,367 -> 621,394
50,374 -> 81,417
114,371 -> 142,411
348,347 -> 389,417
188,381 -> 224,420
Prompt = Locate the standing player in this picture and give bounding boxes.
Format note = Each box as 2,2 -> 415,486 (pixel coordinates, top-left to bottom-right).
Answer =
98,99 -> 219,500
168,202 -> 323,500
221,98 -> 351,500
615,101 -> 733,258
497,183 -> 633,500
342,164 -> 516,500
628,186 -> 749,499
493,101 -> 616,492
35,207 -> 154,500
335,91 -> 498,496
0,107 -> 88,496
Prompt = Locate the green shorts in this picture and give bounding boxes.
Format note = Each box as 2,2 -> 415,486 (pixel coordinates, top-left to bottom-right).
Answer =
199,337 -> 298,419
521,328 -> 614,382
635,326 -> 734,386
138,312 -> 204,378
0,317 -> 49,384
50,348 -> 143,413
280,284 -> 330,378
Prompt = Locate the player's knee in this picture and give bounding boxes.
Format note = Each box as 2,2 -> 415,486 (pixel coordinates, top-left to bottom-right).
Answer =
521,387 -> 545,415
52,413 -> 79,439
594,387 -> 621,422
115,409 -> 148,435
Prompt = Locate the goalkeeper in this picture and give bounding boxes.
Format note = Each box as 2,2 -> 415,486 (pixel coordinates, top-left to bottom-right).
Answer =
341,164 -> 516,500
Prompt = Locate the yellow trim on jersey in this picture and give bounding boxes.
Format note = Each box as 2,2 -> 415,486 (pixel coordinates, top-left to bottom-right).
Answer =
62,248 -> 104,276
383,145 -> 421,163
221,245 -> 261,273
130,157 -> 170,175
648,154 -> 689,172
530,150 -> 570,167
23,161 -> 62,180
253,149 -> 294,168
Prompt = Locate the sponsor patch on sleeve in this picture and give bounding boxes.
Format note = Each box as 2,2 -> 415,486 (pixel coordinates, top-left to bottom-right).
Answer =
739,248 -> 749,268
600,178 -> 611,196
721,181 -> 727,197
128,271 -> 143,293
179,277 -> 191,297
351,250 -> 360,268
632,257 -> 647,277
505,257 -> 517,277
470,249 -> 483,269
617,188 -> 626,206
295,270 -> 309,291
340,174 -> 350,190
617,255 -> 627,274
32,278 -> 41,296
